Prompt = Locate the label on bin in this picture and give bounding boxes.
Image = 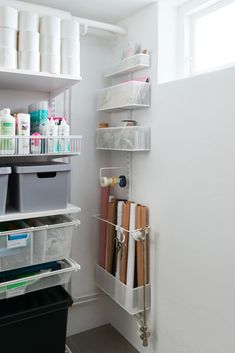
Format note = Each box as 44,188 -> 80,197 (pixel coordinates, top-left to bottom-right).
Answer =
6,285 -> 26,298
7,233 -> 29,249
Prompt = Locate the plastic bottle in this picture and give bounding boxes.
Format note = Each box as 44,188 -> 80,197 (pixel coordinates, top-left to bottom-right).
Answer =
48,118 -> 58,153
64,121 -> 70,152
0,108 -> 16,155
58,118 -> 66,152
16,113 -> 30,155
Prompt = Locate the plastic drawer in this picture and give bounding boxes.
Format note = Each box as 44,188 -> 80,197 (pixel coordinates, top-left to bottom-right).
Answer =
0,167 -> 11,215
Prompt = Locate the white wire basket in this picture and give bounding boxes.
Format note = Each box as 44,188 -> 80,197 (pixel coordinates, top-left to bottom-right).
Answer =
104,54 -> 150,78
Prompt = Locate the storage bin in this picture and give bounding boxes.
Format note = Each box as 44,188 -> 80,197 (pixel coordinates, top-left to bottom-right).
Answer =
96,126 -> 151,151
0,167 -> 11,215
96,81 -> 151,112
0,215 -> 79,272
0,285 -> 72,353
10,162 -> 71,212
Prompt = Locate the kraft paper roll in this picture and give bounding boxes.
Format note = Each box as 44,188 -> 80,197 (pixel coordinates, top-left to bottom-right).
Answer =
61,38 -> 80,57
19,11 -> 39,32
0,28 -> 17,48
18,51 -> 40,72
40,34 -> 60,54
61,55 -> 80,76
0,47 -> 17,68
19,31 -> 40,52
0,6 -> 18,30
61,20 -> 80,39
41,53 -> 60,74
40,16 -> 61,36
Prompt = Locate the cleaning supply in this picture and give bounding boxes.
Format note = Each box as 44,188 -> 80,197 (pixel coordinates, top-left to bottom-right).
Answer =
31,132 -> 41,154
16,113 -> 30,155
28,101 -> 48,134
0,108 -> 15,155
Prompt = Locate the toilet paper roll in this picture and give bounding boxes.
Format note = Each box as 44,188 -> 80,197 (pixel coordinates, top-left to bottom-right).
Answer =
0,28 -> 17,48
0,47 -> 17,68
61,38 -> 80,57
19,31 -> 40,52
40,16 -> 61,36
19,11 -> 39,32
41,53 -> 60,74
62,20 -> 80,39
40,34 -> 60,54
18,51 -> 40,72
61,55 -> 80,76
0,6 -> 18,30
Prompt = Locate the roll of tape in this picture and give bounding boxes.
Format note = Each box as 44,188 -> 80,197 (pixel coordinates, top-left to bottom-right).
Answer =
40,34 -> 60,54
18,51 -> 40,72
19,31 -> 40,52
0,6 -> 18,30
41,53 -> 60,74
19,11 -> 39,32
62,20 -> 80,39
61,38 -> 80,57
61,55 -> 80,76
0,28 -> 17,48
40,16 -> 61,36
0,48 -> 17,68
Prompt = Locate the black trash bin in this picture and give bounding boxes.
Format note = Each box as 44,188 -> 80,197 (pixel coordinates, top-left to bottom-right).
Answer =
0,285 -> 73,353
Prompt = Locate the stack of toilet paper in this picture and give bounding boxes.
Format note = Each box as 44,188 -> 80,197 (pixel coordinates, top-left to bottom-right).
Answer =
61,20 -> 80,76
40,15 -> 61,74
0,6 -> 18,69
18,11 -> 40,72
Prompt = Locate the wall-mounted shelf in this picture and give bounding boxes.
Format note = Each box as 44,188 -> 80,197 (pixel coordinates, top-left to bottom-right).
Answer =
104,54 -> 150,78
96,126 -> 151,151
0,204 -> 81,223
0,68 -> 82,96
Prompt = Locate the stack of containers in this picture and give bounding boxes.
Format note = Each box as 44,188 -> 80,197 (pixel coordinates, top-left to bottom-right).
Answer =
0,6 -> 18,69
40,16 -> 61,74
18,11 -> 40,71
61,20 -> 80,76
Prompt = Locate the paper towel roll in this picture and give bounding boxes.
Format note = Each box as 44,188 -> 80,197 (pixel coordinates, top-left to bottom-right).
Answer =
19,11 -> 39,32
40,34 -> 60,54
41,53 -> 60,74
61,38 -> 80,57
40,16 -> 61,36
18,51 -> 40,71
61,55 -> 80,76
0,28 -> 17,48
62,20 -> 80,39
0,47 -> 17,68
0,6 -> 18,30
19,31 -> 40,52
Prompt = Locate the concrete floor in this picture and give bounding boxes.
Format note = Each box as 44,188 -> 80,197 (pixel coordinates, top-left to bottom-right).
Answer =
67,324 -> 139,353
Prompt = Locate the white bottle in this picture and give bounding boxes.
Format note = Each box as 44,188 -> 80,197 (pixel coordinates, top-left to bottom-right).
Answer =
48,118 -> 58,153
0,108 -> 15,155
58,118 -> 66,152
17,113 -> 30,155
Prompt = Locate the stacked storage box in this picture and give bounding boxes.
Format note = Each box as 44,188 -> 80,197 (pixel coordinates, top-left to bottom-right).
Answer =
61,20 -> 80,76
40,15 -> 61,74
0,167 -> 11,215
18,11 -> 40,72
0,6 -> 18,69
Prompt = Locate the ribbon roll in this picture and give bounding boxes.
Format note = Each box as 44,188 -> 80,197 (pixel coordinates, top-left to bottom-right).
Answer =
100,175 -> 127,188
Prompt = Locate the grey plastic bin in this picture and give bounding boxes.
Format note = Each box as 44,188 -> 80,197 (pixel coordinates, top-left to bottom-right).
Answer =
10,163 -> 71,212
0,167 -> 11,215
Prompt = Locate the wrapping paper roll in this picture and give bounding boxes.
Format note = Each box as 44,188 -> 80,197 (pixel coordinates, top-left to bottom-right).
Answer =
19,11 -> 39,32
41,53 -> 60,74
40,16 -> 61,36
61,38 -> 80,57
18,51 -> 40,71
0,28 -> 17,48
61,55 -> 80,76
0,6 -> 18,30
0,47 -> 17,68
62,20 -> 80,39
19,31 -> 40,52
40,34 -> 60,54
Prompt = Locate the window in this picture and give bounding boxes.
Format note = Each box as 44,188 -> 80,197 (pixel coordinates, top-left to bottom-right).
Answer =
179,0 -> 235,77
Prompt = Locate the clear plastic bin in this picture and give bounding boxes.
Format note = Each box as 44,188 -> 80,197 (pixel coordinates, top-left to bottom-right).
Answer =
96,126 -> 151,151
0,215 -> 79,272
104,54 -> 150,78
97,81 -> 151,112
95,264 -> 151,315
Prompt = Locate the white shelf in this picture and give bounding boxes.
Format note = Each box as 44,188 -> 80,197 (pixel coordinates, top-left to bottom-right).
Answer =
0,203 -> 81,223
104,54 -> 150,78
97,103 -> 150,113
0,67 -> 82,96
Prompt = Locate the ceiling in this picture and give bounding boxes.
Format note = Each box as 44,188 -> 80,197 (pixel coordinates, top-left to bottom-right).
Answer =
22,0 -> 157,24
